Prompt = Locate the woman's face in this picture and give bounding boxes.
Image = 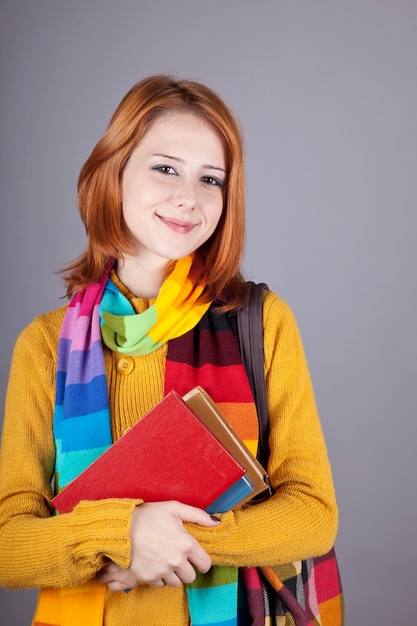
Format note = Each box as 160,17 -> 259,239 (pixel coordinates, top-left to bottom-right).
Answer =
121,111 -> 226,270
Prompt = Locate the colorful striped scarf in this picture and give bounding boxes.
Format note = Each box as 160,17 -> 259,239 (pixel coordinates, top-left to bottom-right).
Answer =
33,255 -> 259,626
33,255 -> 343,625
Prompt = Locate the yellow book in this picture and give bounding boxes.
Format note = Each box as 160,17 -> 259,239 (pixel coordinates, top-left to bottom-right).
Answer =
183,386 -> 270,507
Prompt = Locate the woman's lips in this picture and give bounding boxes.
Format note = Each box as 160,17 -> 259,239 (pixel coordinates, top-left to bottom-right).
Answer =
157,214 -> 196,234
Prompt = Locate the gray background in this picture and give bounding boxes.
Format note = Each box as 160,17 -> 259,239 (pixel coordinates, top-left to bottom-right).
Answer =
1,1 -> 416,624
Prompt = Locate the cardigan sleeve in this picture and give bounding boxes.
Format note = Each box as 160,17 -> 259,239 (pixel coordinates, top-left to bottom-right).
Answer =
188,290 -> 338,567
0,312 -> 139,589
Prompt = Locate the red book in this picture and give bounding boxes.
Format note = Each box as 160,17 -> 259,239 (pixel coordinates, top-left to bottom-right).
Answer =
51,390 -> 246,514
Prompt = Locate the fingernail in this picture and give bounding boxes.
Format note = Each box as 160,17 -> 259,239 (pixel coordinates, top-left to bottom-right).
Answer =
210,515 -> 221,523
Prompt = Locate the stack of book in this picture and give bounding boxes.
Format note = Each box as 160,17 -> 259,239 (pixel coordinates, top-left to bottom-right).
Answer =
52,387 -> 270,515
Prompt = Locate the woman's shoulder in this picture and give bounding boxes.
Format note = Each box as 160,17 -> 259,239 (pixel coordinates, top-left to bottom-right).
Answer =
261,287 -> 298,329
15,304 -> 68,354
35,303 -> 68,325
235,281 -> 299,337
260,287 -> 307,370
262,287 -> 291,312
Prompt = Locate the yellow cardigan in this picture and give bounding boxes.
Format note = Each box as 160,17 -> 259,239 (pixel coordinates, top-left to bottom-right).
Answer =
0,290 -> 338,625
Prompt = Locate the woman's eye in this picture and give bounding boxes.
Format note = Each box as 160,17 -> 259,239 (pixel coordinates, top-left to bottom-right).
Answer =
153,165 -> 177,175
201,176 -> 223,187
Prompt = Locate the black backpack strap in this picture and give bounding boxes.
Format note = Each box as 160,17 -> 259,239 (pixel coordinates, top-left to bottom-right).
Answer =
236,281 -> 270,472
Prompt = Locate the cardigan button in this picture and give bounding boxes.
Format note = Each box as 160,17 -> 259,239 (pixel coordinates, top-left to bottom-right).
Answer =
117,356 -> 135,375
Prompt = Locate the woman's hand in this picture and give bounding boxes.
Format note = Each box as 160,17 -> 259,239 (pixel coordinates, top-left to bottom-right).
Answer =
96,560 -> 138,591
96,501 -> 220,591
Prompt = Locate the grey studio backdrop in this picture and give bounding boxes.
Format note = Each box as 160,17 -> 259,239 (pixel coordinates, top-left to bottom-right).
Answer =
1,1 -> 416,624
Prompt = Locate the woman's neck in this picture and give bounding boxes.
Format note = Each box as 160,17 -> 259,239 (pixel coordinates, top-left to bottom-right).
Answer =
115,256 -> 170,298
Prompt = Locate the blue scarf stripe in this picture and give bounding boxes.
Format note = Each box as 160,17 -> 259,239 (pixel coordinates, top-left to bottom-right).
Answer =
187,582 -> 239,625
55,372 -> 67,407
62,376 -> 110,418
192,609 -> 239,626
60,409 -> 112,452
56,445 -> 111,486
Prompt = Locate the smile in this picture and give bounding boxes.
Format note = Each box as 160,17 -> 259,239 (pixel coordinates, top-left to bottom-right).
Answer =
157,214 -> 197,234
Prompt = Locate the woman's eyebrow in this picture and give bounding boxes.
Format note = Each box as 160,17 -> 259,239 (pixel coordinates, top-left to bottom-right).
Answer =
152,153 -> 226,174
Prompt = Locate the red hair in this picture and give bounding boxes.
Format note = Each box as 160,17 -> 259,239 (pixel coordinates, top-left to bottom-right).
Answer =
61,75 -> 247,309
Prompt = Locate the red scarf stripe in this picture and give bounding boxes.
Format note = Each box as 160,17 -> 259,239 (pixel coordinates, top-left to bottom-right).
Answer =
164,362 -> 254,403
165,309 -> 259,444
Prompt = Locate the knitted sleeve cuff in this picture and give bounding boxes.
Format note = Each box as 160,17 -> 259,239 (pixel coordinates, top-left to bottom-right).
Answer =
66,498 -> 143,574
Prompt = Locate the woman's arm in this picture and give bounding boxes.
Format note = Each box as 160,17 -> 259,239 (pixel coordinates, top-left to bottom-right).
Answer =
0,314 -> 137,589
0,312 -> 219,591
187,291 -> 338,567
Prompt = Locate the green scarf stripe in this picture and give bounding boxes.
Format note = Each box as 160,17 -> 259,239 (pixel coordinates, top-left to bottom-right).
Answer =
187,566 -> 238,590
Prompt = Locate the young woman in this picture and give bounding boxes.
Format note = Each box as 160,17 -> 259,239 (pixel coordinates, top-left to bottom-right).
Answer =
0,75 -> 338,625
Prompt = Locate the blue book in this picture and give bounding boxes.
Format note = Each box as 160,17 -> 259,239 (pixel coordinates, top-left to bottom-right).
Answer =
206,475 -> 255,513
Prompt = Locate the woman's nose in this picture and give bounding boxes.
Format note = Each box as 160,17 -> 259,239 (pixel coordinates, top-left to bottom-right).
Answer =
172,178 -> 197,211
